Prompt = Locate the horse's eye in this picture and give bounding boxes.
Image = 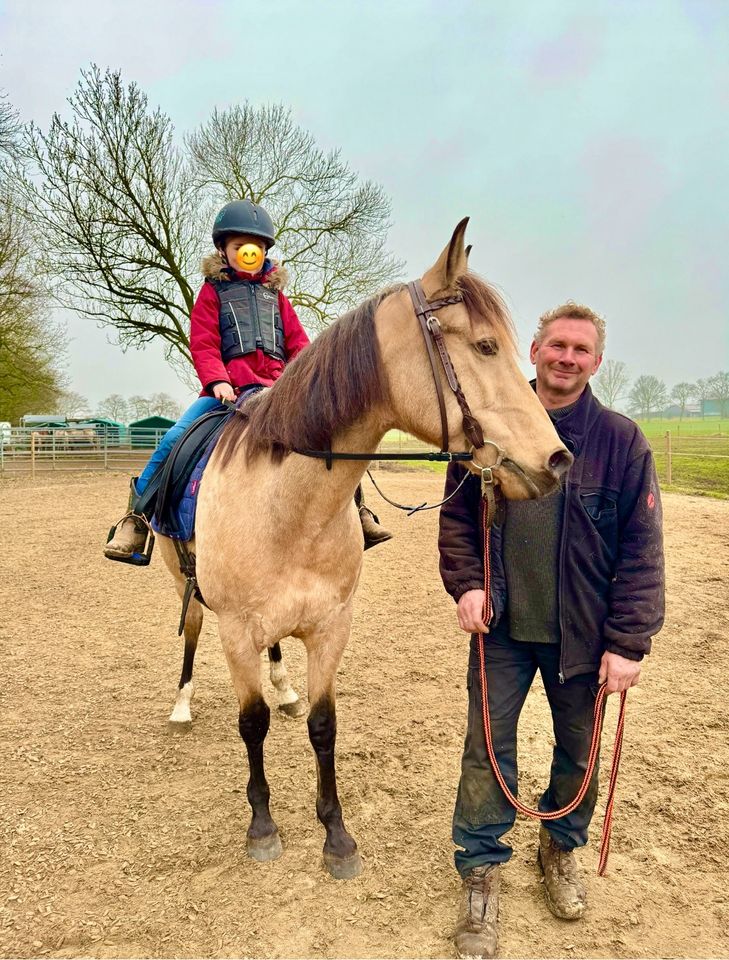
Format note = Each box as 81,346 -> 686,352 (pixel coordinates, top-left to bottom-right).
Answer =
475,339 -> 498,356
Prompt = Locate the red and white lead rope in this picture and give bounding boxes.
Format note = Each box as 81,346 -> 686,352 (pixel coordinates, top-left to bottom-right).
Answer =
478,504 -> 627,876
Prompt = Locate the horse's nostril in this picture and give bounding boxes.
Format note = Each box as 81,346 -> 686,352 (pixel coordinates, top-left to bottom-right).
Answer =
548,448 -> 573,477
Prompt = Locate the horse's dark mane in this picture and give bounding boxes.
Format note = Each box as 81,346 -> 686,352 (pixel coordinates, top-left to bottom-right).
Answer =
215,271 -> 516,467
216,284 -> 404,467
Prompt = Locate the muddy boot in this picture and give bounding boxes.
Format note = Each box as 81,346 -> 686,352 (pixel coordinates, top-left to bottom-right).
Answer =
104,479 -> 154,566
454,864 -> 500,959
537,824 -> 586,920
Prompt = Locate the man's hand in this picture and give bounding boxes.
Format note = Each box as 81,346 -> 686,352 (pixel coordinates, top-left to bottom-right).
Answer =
213,382 -> 236,402
598,650 -> 641,694
457,589 -> 492,634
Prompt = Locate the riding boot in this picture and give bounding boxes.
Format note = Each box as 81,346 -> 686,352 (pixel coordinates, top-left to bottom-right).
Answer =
104,478 -> 154,565
354,484 -> 392,550
454,864 -> 500,959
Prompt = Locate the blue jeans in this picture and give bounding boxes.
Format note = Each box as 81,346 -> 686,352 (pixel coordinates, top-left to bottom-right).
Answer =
452,626 -> 602,878
136,396 -> 224,494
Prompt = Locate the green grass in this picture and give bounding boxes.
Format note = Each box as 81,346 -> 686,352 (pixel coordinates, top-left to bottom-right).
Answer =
376,421 -> 729,499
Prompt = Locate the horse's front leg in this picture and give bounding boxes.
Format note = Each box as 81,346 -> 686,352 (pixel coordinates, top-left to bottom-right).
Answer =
304,605 -> 362,880
221,618 -> 282,862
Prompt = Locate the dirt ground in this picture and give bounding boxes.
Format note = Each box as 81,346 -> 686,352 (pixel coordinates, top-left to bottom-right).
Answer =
1,471 -> 727,960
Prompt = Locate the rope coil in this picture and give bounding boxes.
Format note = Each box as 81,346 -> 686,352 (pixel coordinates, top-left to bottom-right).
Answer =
478,502 -> 627,876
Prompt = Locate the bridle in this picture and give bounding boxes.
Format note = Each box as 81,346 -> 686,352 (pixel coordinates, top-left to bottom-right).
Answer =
297,279 -> 506,515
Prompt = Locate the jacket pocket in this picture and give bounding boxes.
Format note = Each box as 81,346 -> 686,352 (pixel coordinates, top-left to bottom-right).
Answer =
580,492 -> 618,554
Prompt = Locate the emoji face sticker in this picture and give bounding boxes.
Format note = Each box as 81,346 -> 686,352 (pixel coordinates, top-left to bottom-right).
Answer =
235,243 -> 264,273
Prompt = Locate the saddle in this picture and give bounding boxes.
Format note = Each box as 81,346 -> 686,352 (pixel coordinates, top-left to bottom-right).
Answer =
151,386 -> 262,541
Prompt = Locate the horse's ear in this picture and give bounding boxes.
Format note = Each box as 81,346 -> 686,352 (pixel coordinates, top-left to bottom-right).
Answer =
421,217 -> 470,299
465,244 -> 472,260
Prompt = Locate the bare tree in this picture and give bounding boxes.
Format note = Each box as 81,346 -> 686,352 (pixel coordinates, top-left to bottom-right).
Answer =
709,371 -> 729,418
54,390 -> 91,419
694,378 -> 712,419
671,382 -> 694,420
186,103 -> 403,331
127,395 -> 154,421
20,66 -> 205,382
97,394 -> 130,422
593,359 -> 630,409
21,71 -> 403,397
629,375 -> 668,420
148,392 -> 182,419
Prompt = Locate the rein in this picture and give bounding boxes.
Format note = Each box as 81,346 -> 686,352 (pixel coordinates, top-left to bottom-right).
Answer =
296,278 -> 503,513
477,471 -> 627,877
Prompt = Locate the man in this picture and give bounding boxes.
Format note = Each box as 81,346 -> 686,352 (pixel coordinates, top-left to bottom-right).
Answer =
438,302 -> 664,959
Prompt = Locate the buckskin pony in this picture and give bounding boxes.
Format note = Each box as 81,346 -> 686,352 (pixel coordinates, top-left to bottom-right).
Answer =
156,220 -> 571,879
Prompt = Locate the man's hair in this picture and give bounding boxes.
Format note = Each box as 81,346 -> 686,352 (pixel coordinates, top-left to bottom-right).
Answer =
535,302 -> 606,355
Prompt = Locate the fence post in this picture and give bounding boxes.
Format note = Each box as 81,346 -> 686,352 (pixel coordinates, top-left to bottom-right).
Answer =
31,432 -> 37,480
104,430 -> 108,471
665,431 -> 672,485
52,429 -> 56,471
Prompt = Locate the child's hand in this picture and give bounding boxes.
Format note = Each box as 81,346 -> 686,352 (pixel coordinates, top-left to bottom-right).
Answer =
213,383 -> 236,402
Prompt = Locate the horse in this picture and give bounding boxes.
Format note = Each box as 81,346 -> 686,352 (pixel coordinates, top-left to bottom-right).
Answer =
156,219 -> 571,879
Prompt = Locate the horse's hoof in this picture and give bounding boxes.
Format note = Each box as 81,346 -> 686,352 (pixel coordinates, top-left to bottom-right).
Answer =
167,719 -> 192,734
278,699 -> 307,720
324,849 -> 363,880
247,832 -> 283,862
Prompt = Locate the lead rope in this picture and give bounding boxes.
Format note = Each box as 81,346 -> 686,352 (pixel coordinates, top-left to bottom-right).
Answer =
477,493 -> 627,876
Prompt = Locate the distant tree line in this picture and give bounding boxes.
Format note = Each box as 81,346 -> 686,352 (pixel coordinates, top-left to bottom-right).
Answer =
593,362 -> 729,420
44,391 -> 183,423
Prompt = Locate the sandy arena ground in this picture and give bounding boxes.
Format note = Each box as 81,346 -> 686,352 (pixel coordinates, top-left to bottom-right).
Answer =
0,471 -> 727,959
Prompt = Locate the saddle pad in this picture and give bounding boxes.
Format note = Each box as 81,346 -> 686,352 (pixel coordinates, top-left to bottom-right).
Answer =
152,387 -> 261,540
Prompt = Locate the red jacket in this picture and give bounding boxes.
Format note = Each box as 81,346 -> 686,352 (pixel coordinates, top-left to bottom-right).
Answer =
190,254 -> 310,394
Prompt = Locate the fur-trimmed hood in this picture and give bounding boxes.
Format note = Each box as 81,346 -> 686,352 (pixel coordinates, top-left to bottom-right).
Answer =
201,251 -> 288,291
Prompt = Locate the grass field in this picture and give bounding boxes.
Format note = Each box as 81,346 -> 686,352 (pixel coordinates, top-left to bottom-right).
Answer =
377,417 -> 729,499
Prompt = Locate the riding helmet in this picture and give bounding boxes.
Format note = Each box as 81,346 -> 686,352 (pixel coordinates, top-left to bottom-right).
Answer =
212,199 -> 276,249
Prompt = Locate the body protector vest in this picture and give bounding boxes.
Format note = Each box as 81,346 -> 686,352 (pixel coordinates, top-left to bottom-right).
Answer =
211,276 -> 287,364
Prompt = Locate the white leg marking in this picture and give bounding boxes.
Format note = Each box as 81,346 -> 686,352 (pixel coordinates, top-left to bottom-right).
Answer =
169,680 -> 195,724
269,658 -> 300,706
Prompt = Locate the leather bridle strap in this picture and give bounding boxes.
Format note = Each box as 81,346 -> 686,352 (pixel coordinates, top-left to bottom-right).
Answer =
407,280 -> 485,452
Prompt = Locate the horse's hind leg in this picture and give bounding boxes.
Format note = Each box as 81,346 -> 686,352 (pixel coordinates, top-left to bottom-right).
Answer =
304,607 -> 362,880
267,643 -> 306,719
169,598 -> 202,728
222,621 -> 282,862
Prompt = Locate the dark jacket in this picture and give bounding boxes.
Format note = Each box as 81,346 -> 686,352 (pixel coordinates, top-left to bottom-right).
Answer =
438,383 -> 665,680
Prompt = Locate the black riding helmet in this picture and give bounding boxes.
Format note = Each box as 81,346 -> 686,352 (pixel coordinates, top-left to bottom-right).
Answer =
212,199 -> 276,249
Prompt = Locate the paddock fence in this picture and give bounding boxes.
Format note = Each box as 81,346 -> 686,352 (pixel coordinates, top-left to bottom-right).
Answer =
1,426 -> 727,497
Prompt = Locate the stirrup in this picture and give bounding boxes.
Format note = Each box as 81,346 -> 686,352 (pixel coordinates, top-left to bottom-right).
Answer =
105,513 -> 156,567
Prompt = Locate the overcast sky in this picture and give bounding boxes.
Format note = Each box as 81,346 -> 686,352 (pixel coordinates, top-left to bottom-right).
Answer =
1,0 -> 727,410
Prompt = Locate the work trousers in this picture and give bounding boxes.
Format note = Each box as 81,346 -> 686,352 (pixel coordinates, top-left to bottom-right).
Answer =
453,626 -> 601,878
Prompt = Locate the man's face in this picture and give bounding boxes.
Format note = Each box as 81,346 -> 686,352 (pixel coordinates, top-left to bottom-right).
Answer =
530,317 -> 603,406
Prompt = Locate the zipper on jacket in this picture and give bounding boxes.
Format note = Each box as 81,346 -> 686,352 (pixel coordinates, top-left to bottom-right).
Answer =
249,285 -> 264,352
557,468 -> 570,684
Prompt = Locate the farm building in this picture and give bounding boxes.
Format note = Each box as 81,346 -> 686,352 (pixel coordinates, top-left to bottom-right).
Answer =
128,415 -> 175,448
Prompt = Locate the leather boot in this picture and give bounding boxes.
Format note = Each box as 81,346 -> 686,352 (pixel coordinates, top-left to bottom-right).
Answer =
454,864 -> 500,959
537,824 -> 586,920
104,479 -> 153,564
359,504 -> 393,550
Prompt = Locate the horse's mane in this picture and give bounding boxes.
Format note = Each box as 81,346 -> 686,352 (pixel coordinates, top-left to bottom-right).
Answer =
215,272 -> 516,467
216,284 -> 403,467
